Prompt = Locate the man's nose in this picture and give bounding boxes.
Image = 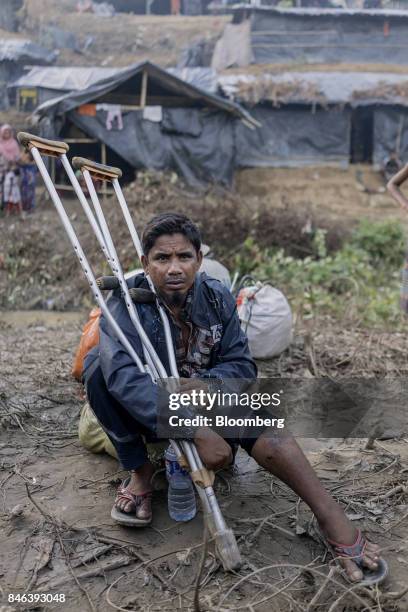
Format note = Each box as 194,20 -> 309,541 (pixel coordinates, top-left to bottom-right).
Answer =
168,258 -> 182,275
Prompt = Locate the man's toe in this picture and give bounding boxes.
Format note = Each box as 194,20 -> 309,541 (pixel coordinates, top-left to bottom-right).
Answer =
117,500 -> 129,512
364,543 -> 380,568
363,555 -> 379,570
343,559 -> 363,582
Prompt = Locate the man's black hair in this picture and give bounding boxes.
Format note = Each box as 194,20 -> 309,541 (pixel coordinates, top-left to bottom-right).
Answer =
142,213 -> 201,256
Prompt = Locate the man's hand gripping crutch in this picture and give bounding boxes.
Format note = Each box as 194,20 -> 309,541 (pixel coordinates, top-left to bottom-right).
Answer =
17,132 -> 242,571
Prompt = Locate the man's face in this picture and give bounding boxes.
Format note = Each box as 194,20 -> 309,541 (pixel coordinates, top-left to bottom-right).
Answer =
142,233 -> 203,308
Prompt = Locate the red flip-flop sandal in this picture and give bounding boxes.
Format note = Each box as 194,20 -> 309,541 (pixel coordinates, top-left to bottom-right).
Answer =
327,529 -> 388,586
111,477 -> 152,527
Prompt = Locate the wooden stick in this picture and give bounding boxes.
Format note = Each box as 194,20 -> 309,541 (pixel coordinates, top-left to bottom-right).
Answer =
141,69 -> 148,109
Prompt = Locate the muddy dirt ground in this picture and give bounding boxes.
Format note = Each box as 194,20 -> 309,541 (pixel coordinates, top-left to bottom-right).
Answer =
1,311 -> 408,612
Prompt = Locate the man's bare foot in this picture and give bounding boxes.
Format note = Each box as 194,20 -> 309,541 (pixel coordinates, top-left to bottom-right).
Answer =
115,462 -> 154,514
318,506 -> 381,582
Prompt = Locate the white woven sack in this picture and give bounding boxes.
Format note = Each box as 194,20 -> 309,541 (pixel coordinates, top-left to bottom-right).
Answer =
237,283 -> 292,359
200,258 -> 231,288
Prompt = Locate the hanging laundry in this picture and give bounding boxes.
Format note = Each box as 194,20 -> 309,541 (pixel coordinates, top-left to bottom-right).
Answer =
143,106 -> 163,123
96,104 -> 123,130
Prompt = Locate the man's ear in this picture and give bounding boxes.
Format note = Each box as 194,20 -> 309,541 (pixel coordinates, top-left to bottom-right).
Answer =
141,254 -> 148,273
196,249 -> 204,269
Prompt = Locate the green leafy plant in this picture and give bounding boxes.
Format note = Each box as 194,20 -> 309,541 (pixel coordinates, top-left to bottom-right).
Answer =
232,219 -> 405,328
350,218 -> 406,266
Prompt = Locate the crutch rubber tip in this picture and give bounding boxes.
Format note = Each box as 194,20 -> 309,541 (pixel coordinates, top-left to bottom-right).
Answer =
96,276 -> 120,290
17,132 -> 69,155
214,529 -> 242,572
72,157 -> 122,180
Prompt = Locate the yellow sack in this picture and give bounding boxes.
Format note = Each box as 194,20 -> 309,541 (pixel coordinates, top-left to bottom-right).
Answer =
78,403 -> 166,467
79,402 -> 118,459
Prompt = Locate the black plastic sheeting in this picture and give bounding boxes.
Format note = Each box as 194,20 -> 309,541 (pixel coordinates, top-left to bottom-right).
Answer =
68,107 -> 236,187
250,11 -> 408,65
373,107 -> 408,166
235,106 -> 351,168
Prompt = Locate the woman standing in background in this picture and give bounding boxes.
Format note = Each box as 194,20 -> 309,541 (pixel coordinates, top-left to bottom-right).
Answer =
0,124 -> 21,213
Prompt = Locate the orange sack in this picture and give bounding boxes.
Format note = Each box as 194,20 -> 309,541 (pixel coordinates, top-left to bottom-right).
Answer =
71,307 -> 101,380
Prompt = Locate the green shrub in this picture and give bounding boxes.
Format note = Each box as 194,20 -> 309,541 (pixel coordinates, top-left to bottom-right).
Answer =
350,219 -> 406,267
232,219 -> 405,328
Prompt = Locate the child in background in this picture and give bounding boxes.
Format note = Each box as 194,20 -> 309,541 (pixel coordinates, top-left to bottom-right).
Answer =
19,150 -> 37,212
4,164 -> 22,216
0,151 -> 6,212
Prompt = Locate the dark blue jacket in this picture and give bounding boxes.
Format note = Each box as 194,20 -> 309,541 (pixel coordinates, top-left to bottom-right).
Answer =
84,272 -> 257,434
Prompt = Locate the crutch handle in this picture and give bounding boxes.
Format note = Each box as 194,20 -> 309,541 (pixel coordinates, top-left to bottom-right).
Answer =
17,132 -> 69,157
72,156 -> 122,181
97,275 -> 121,290
96,276 -> 156,303
387,163 -> 408,211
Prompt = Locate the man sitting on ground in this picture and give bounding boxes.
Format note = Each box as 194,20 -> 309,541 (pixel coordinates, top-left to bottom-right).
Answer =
84,212 -> 383,584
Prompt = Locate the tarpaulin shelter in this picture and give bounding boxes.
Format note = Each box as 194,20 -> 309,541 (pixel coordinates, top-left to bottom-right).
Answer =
10,66 -> 218,112
10,66 -> 122,111
34,60 -> 255,187
0,39 -> 57,109
214,6 -> 408,68
218,70 -> 408,168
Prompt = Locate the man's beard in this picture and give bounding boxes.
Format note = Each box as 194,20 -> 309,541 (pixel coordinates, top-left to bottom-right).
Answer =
158,288 -> 186,309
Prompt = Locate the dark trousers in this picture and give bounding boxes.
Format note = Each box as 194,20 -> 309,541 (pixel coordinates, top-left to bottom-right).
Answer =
85,365 -> 157,470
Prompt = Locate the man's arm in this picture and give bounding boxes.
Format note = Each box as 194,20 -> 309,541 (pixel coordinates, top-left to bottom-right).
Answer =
99,292 -> 198,437
98,293 -> 161,434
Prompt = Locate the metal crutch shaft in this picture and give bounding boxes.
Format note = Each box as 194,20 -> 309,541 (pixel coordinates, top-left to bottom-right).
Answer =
112,175 -> 179,379
81,167 -> 166,381
72,157 -> 177,377
75,165 -> 179,379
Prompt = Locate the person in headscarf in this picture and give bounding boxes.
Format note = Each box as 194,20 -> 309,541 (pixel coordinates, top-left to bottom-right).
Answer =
0,125 -> 20,212
0,124 -> 20,163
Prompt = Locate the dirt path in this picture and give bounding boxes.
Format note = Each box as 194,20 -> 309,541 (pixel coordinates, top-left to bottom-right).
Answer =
1,312 -> 407,611
235,165 -> 407,224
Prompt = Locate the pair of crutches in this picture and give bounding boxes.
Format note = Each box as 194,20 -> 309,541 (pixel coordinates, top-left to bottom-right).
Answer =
17,132 -> 241,571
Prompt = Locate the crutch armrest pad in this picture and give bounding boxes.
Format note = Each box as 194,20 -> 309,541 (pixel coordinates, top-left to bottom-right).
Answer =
17,132 -> 69,156
72,157 -> 122,180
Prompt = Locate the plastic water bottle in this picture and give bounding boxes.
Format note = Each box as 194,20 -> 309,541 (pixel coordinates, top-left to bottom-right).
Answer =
165,445 -> 196,522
